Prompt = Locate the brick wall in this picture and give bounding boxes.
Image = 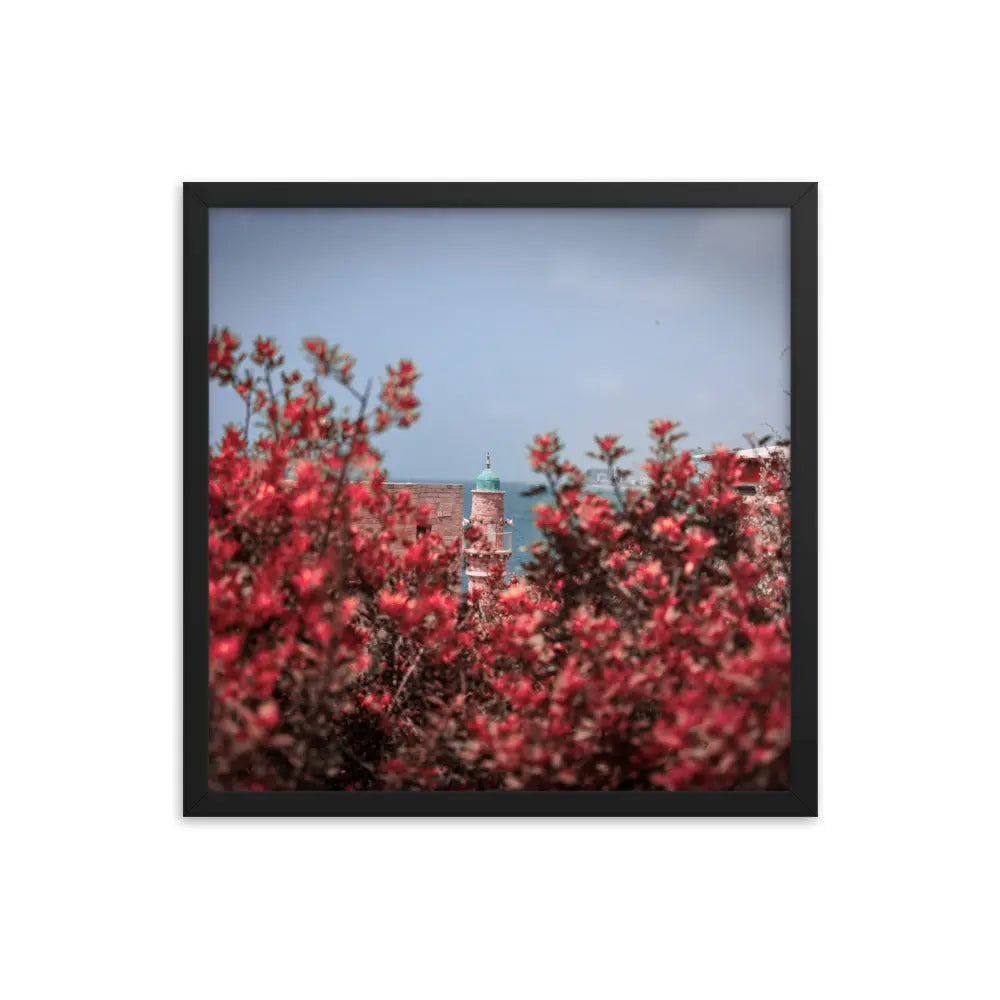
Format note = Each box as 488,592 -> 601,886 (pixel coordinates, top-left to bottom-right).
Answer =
352,483 -> 465,589
470,489 -> 504,524
466,489 -> 510,593
388,482 -> 464,547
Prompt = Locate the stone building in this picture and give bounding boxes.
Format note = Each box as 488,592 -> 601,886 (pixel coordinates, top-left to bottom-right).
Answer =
335,455 -> 514,595
351,481 -> 466,590
691,445 -> 790,496
730,445 -> 790,495
381,482 -> 464,546
463,452 -> 512,595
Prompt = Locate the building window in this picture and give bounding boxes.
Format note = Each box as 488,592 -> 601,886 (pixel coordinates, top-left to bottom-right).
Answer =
736,484 -> 757,496
416,525 -> 429,538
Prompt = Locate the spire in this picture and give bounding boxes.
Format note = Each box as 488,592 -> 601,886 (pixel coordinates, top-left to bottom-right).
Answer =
475,450 -> 501,491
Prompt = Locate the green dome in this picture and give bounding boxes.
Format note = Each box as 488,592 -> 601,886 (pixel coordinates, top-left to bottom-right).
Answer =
475,452 -> 501,491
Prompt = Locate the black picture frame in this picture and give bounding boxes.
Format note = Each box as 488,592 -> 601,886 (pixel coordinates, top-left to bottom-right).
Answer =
184,182 -> 818,817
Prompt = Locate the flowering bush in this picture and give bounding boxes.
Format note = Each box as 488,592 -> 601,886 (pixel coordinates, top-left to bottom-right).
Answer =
208,330 -> 790,791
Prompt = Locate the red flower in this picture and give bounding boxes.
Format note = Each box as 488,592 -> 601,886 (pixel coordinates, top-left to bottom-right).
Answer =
256,701 -> 280,728
652,516 -> 684,543
292,566 -> 325,596
210,634 -> 242,665
683,528 -> 716,574
651,419 -> 677,438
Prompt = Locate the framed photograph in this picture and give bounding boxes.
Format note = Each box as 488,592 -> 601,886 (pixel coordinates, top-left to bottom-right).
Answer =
184,182 -> 817,817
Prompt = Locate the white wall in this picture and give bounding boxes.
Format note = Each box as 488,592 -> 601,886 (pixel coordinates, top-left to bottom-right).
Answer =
3,3 -> 996,998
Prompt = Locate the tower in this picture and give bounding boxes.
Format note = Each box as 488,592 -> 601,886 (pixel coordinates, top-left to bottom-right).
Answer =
464,451 -> 512,595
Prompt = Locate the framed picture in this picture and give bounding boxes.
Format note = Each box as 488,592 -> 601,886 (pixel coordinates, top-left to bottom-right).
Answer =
184,182 -> 817,817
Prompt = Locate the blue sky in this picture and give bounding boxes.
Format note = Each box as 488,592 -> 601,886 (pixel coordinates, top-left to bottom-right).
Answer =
209,207 -> 789,481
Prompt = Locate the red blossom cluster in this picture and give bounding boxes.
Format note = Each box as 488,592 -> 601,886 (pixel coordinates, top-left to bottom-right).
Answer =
208,328 -> 791,791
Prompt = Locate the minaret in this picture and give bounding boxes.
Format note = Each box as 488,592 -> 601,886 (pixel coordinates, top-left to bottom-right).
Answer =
464,451 -> 512,595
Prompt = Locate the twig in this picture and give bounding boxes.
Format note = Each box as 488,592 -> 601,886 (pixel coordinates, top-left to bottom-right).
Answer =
340,743 -> 377,776
320,376 -> 373,553
390,656 -> 422,709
